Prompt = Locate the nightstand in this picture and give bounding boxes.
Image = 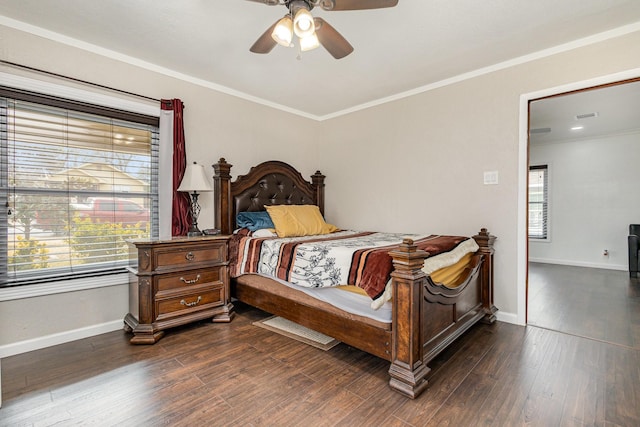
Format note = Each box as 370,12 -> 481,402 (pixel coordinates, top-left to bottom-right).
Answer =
124,235 -> 234,344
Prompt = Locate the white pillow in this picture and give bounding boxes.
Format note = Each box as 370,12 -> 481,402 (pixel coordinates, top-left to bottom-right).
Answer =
252,228 -> 278,238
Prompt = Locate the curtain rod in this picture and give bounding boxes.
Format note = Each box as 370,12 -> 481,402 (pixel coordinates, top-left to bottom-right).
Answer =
0,60 -> 161,103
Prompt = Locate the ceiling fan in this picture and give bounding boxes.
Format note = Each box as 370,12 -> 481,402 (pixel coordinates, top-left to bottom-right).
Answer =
247,0 -> 399,59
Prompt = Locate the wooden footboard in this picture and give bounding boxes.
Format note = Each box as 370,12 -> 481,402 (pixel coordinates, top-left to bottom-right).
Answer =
388,228 -> 496,398
233,274 -> 392,359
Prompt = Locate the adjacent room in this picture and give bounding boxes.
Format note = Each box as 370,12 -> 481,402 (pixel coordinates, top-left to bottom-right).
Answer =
528,80 -> 640,348
1,1 -> 639,425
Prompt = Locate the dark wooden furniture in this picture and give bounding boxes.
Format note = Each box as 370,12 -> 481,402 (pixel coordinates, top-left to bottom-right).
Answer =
629,224 -> 639,278
213,157 -> 497,398
124,235 -> 234,344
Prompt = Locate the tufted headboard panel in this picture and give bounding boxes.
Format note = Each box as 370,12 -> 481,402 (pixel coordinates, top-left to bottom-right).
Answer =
234,173 -> 316,214
213,158 -> 325,235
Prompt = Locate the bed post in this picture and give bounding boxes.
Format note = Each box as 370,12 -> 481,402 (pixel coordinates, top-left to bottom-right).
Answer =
473,228 -> 497,323
388,239 -> 430,399
311,170 -> 326,216
213,158 -> 233,235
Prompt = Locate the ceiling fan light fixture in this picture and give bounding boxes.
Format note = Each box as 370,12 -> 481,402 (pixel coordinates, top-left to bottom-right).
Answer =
271,15 -> 293,46
299,32 -> 320,51
293,7 -> 315,38
250,0 -> 399,59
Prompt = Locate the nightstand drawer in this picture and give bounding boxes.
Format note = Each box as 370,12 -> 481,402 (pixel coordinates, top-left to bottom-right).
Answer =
154,242 -> 226,270
156,285 -> 224,321
155,267 -> 223,294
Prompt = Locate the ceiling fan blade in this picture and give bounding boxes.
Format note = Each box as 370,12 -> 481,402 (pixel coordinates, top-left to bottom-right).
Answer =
313,17 -> 353,59
250,21 -> 278,54
319,0 -> 398,11
246,0 -> 280,5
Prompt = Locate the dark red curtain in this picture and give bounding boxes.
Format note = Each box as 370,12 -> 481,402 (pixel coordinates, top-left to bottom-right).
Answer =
161,99 -> 190,236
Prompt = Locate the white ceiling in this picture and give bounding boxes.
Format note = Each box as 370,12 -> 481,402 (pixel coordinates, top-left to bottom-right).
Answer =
530,80 -> 640,144
1,0 -> 640,121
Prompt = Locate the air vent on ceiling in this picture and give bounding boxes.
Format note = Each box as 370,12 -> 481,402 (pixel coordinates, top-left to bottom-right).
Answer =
575,112 -> 599,120
530,127 -> 551,134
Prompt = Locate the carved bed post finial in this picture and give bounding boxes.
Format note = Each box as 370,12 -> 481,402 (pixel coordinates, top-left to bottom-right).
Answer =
388,238 -> 430,399
311,170 -> 325,216
473,228 -> 497,323
213,158 -> 233,235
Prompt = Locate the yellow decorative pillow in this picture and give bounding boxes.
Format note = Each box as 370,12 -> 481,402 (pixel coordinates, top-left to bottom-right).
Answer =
265,205 -> 339,237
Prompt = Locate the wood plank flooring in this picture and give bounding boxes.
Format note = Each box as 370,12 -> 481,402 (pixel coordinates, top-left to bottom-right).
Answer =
2,287 -> 639,425
528,262 -> 640,349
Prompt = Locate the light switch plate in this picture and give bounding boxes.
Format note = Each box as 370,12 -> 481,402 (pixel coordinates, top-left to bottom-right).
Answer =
484,171 -> 499,185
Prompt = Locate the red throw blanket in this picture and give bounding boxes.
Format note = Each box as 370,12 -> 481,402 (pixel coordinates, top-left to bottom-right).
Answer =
229,230 -> 470,300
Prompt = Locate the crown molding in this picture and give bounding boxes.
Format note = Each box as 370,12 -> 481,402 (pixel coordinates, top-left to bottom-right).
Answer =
2,16 -> 640,122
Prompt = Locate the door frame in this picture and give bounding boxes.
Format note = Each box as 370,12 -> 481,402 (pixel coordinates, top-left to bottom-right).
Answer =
516,67 -> 640,325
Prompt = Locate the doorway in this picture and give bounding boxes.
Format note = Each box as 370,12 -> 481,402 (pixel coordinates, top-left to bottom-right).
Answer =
525,78 -> 640,348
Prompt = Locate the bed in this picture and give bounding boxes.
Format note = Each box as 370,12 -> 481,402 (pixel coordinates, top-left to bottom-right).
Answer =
212,157 -> 497,399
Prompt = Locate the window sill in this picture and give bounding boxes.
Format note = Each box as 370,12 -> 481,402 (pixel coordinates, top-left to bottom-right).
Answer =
0,273 -> 129,302
529,238 -> 552,243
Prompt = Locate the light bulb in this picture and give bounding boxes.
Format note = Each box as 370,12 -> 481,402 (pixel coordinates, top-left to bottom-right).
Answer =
271,16 -> 293,47
299,32 -> 320,52
293,8 -> 315,38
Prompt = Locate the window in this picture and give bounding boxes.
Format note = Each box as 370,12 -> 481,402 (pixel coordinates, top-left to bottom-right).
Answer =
1,88 -> 159,287
528,164 -> 548,240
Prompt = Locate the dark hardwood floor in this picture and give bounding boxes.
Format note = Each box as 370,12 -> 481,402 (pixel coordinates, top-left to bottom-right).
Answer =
2,298 -> 640,426
528,262 -> 640,349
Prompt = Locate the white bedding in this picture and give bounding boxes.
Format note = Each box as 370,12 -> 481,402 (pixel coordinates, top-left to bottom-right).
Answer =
236,231 -> 480,323
253,236 -> 479,324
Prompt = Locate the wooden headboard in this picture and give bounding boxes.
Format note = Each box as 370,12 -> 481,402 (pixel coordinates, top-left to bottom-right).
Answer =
212,158 -> 326,235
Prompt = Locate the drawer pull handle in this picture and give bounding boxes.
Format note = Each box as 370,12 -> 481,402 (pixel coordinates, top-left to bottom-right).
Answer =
185,252 -> 195,261
180,274 -> 201,284
180,296 -> 202,307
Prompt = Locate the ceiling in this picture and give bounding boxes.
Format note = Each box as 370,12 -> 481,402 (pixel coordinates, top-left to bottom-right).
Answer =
530,79 -> 640,144
1,0 -> 640,120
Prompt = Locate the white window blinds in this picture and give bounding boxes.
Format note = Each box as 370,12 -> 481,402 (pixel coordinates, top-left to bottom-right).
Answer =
528,164 -> 548,240
1,89 -> 159,286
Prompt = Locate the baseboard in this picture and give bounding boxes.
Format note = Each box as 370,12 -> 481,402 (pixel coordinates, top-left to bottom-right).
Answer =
496,311 -> 521,325
529,257 -> 626,271
0,319 -> 124,358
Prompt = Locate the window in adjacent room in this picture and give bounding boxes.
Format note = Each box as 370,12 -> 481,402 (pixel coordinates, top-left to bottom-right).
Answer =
528,164 -> 549,240
0,88 -> 159,287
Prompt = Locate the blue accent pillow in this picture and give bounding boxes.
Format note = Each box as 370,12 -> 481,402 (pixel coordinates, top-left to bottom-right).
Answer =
236,211 -> 275,231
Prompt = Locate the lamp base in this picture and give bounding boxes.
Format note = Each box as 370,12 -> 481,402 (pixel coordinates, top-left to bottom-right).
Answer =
186,191 -> 202,237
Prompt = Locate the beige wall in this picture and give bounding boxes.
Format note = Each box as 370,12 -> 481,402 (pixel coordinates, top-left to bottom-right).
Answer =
1,23 -> 640,353
0,25 -> 320,353
319,31 -> 640,317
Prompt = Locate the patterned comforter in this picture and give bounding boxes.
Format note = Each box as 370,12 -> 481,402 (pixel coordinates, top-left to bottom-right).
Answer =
230,230 -> 473,301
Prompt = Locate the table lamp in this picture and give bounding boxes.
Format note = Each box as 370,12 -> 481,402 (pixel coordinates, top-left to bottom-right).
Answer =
178,161 -> 213,236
